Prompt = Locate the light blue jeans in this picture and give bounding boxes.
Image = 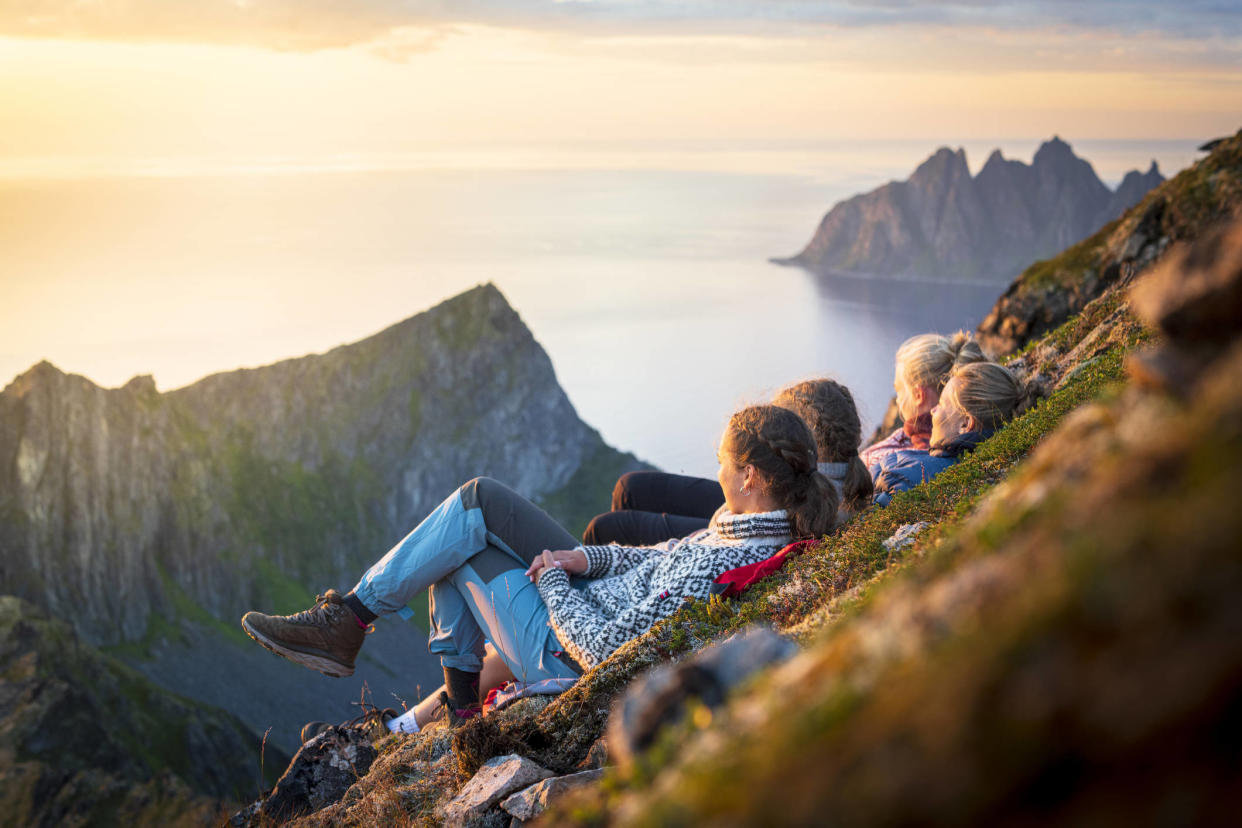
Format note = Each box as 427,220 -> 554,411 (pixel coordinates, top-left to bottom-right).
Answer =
352,477 -> 581,682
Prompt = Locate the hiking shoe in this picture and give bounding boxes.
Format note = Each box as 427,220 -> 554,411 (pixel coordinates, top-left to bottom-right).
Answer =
438,690 -> 482,729
241,589 -> 367,677
300,720 -> 333,744
300,707 -> 399,744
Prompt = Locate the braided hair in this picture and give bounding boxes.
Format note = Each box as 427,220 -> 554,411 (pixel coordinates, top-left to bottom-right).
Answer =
773,379 -> 874,515
722,405 -> 838,539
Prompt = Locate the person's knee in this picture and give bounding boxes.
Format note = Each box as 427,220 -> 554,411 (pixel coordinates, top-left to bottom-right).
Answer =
458,476 -> 500,510
584,511 -> 629,545
612,472 -> 644,511
583,512 -> 612,545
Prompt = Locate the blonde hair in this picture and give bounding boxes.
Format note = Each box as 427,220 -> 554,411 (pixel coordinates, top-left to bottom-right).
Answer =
896,331 -> 987,393
940,362 -> 1040,432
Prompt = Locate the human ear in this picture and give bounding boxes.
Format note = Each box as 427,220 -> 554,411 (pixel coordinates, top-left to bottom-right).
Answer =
963,414 -> 979,434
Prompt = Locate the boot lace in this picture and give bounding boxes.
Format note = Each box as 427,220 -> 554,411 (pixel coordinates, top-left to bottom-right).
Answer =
287,590 -> 345,626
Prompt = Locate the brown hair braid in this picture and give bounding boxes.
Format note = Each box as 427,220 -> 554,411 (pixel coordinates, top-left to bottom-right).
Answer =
722,405 -> 839,539
773,379 -> 875,515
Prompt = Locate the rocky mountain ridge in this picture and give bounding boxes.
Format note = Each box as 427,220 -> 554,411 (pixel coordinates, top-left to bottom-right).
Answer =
776,137 -> 1164,282
0,282 -> 645,755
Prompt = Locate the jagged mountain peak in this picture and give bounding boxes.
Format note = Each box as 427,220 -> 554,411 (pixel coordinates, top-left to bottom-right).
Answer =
911,146 -> 970,180
780,137 -> 1164,282
1034,134 -> 1074,157
5,359 -> 64,391
0,280 -> 646,758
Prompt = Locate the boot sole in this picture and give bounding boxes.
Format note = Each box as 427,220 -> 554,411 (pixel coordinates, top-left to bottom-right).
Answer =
241,617 -> 355,678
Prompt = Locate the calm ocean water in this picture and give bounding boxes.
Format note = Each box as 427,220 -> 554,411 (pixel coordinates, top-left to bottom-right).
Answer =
0,139 -> 1201,478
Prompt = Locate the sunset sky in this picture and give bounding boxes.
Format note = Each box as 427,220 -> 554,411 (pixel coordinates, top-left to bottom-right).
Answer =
2,0 -> 1240,440
2,1 -> 1240,174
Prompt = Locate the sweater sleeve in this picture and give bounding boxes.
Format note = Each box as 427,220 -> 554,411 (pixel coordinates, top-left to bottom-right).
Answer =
577,542 -> 670,579
536,566 -> 687,669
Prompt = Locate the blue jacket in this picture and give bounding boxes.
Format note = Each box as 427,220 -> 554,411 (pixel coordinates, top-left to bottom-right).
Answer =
871,430 -> 992,506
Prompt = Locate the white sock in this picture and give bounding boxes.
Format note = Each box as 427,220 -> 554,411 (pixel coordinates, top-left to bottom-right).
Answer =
386,708 -> 421,734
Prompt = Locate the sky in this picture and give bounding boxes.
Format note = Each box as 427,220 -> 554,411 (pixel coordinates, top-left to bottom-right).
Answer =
1,1 -> 1240,175
0,0 -> 1239,417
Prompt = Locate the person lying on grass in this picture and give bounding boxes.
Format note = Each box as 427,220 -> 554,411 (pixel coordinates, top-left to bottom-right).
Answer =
872,361 -> 1039,506
861,331 -> 990,473
241,404 -> 838,734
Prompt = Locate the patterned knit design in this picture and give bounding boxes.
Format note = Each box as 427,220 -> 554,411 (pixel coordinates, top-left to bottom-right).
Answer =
537,510 -> 792,669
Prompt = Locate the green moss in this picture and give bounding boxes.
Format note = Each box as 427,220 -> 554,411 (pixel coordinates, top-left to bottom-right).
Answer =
1019,222 -> 1113,295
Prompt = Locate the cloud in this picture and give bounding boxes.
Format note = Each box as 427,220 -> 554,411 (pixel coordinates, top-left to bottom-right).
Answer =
1,1 -> 1239,53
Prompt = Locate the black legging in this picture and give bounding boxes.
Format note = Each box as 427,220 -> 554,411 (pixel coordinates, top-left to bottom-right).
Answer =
582,471 -> 725,546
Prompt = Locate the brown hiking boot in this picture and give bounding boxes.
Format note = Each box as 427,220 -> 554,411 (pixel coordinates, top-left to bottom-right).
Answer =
300,706 -> 399,744
241,590 -> 367,677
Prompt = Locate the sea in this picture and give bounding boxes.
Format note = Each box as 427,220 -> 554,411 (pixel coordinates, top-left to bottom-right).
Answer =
0,139 -> 1202,478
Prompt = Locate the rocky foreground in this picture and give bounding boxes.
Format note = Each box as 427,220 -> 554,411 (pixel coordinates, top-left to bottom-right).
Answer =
232,130 -> 1242,826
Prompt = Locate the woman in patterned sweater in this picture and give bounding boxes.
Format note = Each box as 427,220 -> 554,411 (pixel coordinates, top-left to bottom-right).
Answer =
241,404 -> 837,731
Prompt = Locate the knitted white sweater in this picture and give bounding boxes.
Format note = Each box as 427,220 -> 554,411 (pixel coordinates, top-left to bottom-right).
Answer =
536,509 -> 793,669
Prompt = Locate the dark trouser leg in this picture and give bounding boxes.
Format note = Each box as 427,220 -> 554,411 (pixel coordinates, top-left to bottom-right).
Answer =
611,471 -> 725,519
582,510 -> 710,546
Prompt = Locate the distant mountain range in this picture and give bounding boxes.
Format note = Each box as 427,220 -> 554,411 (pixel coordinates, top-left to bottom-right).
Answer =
0,283 -> 645,766
775,137 -> 1164,282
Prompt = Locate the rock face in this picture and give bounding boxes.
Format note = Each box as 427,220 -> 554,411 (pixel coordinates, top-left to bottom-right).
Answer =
0,282 -> 646,752
777,137 -> 1163,283
0,595 -> 279,827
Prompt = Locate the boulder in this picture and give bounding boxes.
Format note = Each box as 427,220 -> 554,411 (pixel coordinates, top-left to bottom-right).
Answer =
608,626 -> 799,769
501,768 -> 605,822
439,753 -> 553,828
1128,218 -> 1242,393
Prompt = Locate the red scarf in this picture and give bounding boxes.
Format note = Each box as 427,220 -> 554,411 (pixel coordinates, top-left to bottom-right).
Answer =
903,413 -> 932,451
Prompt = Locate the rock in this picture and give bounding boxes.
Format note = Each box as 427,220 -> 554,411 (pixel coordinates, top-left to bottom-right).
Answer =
439,753 -> 553,828
1126,218 -> 1242,394
577,737 -> 610,770
608,626 -> 799,769
260,725 -> 377,821
882,522 -> 932,552
1131,218 -> 1242,347
500,769 -> 605,822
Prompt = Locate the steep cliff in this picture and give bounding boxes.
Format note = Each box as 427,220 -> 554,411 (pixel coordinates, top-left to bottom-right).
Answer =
777,137 -> 1164,283
0,282 -> 645,752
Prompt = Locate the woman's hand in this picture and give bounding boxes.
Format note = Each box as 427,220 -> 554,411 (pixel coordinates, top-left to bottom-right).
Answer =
526,549 -> 588,582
